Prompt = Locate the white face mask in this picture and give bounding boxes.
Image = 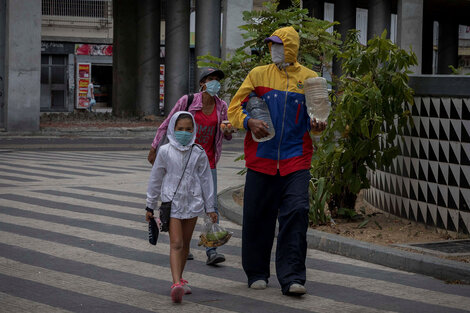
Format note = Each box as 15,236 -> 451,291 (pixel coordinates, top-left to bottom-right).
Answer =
271,43 -> 285,64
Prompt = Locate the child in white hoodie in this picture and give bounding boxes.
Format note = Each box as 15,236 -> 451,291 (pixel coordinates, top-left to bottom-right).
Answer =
145,111 -> 217,303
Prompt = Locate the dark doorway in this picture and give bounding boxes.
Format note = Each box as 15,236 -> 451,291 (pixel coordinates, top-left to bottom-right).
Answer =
91,64 -> 112,108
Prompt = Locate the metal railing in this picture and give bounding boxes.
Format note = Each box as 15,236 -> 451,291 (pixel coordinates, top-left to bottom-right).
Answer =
42,0 -> 112,29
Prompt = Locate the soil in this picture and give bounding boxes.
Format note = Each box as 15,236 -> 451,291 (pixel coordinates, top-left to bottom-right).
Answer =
40,111 -> 164,129
232,187 -> 470,264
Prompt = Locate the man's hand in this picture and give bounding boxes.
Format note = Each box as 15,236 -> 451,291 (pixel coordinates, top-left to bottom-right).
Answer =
311,118 -> 327,132
247,118 -> 270,140
148,147 -> 156,165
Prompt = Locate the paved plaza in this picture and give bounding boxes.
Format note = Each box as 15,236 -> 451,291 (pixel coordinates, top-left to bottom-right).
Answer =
0,138 -> 470,312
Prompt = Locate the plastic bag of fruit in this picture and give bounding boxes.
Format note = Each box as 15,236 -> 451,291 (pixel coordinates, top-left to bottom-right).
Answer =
198,217 -> 232,248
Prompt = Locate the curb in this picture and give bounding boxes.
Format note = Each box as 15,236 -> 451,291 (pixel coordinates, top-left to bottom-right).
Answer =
218,184 -> 245,225
0,127 -> 157,138
218,185 -> 470,284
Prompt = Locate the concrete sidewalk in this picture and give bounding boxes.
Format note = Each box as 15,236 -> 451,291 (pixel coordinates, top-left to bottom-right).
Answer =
218,185 -> 470,284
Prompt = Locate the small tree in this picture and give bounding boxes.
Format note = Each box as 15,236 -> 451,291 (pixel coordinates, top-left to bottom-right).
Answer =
311,30 -> 417,213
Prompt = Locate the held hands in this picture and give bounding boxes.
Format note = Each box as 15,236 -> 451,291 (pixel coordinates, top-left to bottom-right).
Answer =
247,118 -> 270,139
207,212 -> 218,223
311,118 -> 327,132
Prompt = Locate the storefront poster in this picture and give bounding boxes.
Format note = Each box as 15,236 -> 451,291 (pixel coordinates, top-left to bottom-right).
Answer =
160,64 -> 165,112
75,44 -> 113,56
76,63 -> 91,109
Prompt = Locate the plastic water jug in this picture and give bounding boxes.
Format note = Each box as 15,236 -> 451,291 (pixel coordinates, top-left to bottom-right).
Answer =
246,92 -> 275,142
304,77 -> 330,122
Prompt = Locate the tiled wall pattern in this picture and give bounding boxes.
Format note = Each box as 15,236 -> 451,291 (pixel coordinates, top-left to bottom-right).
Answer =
363,97 -> 470,234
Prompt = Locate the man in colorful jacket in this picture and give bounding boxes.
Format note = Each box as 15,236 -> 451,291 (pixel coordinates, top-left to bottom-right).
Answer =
228,26 -> 326,296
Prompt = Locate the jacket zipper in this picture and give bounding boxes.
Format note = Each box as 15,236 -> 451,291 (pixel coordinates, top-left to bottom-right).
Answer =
277,68 -> 289,169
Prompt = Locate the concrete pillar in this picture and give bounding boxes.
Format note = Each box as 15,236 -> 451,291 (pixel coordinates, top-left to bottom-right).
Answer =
165,0 -> 190,114
368,0 -> 391,39
112,0 -> 138,116
421,15 -> 434,74
333,0 -> 356,78
397,0 -> 423,74
0,0 -> 5,128
303,0 -> 324,20
437,20 -> 459,74
221,0 -> 252,60
195,0 -> 221,89
136,0 -> 160,116
4,0 -> 41,132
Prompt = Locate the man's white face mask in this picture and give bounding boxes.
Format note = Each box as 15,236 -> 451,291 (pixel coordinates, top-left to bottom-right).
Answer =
271,43 -> 285,64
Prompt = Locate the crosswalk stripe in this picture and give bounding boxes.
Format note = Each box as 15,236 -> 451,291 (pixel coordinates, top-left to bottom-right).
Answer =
0,191 -> 241,232
0,292 -> 73,313
0,166 -> 69,180
40,163 -> 129,174
0,231 -> 396,313
0,162 -> 103,177
0,174 -> 38,182
0,258 -> 238,313
32,189 -> 143,209
67,185 -> 145,199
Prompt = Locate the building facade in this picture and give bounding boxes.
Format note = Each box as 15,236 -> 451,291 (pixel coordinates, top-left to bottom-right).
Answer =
1,0 -> 469,124
40,0 -> 113,112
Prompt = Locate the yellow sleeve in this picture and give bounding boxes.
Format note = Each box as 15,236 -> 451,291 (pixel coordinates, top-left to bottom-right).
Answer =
228,71 -> 255,130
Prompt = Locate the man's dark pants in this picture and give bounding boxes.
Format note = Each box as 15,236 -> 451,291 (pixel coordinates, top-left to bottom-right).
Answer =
242,168 -> 310,294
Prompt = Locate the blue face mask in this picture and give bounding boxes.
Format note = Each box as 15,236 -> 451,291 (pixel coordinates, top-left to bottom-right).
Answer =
174,131 -> 193,146
205,80 -> 221,96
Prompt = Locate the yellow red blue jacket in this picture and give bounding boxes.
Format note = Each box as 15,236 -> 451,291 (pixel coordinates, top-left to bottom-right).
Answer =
228,26 -> 318,176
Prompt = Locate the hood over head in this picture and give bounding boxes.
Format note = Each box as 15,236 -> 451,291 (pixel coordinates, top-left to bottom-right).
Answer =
267,26 -> 299,64
167,111 -> 197,151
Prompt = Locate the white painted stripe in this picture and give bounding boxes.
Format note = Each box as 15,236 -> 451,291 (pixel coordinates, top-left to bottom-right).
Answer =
0,164 -> 76,179
0,258 -> 238,313
0,292 -> 73,313
17,190 -> 143,213
0,230 -> 394,313
0,194 -> 241,232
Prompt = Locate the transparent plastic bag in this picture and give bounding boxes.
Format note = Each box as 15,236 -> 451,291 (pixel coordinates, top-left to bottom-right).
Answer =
198,216 -> 233,248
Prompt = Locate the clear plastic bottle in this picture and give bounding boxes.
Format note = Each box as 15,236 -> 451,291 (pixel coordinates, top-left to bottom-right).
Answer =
246,92 -> 275,142
304,77 -> 330,122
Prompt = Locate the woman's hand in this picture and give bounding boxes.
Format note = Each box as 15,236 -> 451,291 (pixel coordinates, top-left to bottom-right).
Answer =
145,211 -> 154,222
207,212 -> 218,223
147,147 -> 156,165
247,118 -> 270,139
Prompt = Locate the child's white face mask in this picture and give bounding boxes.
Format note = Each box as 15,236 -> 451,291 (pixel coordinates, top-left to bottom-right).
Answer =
271,43 -> 285,64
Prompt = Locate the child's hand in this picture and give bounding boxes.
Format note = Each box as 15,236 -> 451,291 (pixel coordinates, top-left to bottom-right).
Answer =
207,212 -> 218,223
145,211 -> 154,222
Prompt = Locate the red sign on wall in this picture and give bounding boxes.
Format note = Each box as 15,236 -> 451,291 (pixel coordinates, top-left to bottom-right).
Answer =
76,63 -> 91,109
75,44 -> 113,56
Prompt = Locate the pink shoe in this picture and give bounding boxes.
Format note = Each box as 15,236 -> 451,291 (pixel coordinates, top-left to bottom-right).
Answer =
170,283 -> 184,303
180,278 -> 192,294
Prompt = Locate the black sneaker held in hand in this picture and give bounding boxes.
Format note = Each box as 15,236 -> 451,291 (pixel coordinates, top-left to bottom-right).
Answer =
148,217 -> 159,245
